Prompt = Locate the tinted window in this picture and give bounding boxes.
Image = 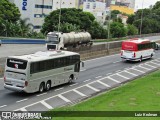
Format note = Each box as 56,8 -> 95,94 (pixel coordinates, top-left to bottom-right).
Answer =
7,58 -> 27,70
30,55 -> 80,74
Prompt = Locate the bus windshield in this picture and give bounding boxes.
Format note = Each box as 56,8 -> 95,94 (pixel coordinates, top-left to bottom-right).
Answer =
7,58 -> 27,70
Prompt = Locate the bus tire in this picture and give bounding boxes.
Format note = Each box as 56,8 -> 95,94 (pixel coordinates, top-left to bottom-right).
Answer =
68,74 -> 74,84
140,56 -> 142,62
46,81 -> 51,91
151,54 -> 153,58
39,82 -> 45,93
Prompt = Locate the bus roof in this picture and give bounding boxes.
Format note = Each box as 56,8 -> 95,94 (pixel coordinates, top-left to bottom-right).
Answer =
123,38 -> 150,44
8,50 -> 80,62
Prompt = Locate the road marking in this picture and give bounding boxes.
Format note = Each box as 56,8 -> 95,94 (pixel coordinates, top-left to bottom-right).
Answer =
116,70 -> 121,73
73,89 -> 86,97
107,76 -> 121,83
36,92 -> 47,97
145,63 -> 156,68
124,70 -> 137,76
95,76 -> 102,79
131,68 -> 145,73
106,73 -> 112,76
150,61 -> 159,66
54,87 -> 64,91
0,105 -> 7,108
40,101 -> 52,109
138,65 -> 151,70
16,98 -> 28,103
20,108 -> 27,111
113,60 -> 121,64
86,84 -> 100,92
80,69 -> 86,72
58,94 -> 71,103
69,83 -> 78,87
154,59 -> 160,62
97,80 -> 111,87
85,54 -> 119,62
116,73 -> 129,79
83,79 -> 91,83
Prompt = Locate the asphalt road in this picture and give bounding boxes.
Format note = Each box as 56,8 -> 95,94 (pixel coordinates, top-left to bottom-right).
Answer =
0,35 -> 160,112
0,50 -> 160,111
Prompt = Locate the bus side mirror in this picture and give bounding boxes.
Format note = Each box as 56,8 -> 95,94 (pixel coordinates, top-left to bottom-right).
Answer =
81,61 -> 84,67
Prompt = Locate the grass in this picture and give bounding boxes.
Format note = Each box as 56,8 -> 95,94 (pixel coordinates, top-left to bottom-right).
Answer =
43,70 -> 160,120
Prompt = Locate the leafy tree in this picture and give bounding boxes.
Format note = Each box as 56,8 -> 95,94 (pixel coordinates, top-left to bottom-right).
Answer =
41,8 -> 95,34
127,14 -> 135,24
110,22 -> 127,38
127,24 -> 138,35
111,10 -> 121,20
152,1 -> 160,10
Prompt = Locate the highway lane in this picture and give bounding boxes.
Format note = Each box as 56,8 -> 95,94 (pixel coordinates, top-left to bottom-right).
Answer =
0,50 -> 160,111
0,35 -> 160,58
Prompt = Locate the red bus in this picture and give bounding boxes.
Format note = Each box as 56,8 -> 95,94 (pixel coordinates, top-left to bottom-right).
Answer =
121,38 -> 155,61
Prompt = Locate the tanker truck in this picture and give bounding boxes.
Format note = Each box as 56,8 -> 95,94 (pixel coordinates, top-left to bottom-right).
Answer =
46,32 -> 92,50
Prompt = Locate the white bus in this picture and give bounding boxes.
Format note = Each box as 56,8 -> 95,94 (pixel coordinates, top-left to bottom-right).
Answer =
4,51 -> 82,93
121,38 -> 155,61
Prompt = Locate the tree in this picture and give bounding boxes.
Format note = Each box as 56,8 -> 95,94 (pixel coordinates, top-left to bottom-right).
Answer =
111,10 -> 121,20
152,1 -> 160,10
110,22 -> 127,38
41,8 -> 95,34
127,24 -> 138,35
0,0 -> 21,36
127,14 -> 135,24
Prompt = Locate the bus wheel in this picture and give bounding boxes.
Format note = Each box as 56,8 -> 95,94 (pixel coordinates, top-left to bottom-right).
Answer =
140,56 -> 142,62
151,54 -> 153,58
68,75 -> 74,84
46,81 -> 51,91
39,82 -> 45,93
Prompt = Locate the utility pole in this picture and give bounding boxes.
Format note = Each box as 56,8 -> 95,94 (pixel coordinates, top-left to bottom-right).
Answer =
58,0 -> 62,33
140,0 -> 144,36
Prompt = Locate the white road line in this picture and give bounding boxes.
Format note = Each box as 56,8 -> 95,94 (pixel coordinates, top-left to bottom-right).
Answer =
16,98 -> 28,103
113,60 -> 121,64
20,108 -> 27,111
40,101 -> 52,109
36,92 -> 47,97
154,59 -> 160,62
85,54 -> 119,62
58,94 -> 71,103
116,70 -> 121,73
131,68 -> 145,73
124,70 -> 137,76
95,76 -> 102,79
0,105 -> 7,108
138,65 -> 151,70
145,63 -> 156,68
107,76 -> 121,83
69,83 -> 78,87
86,84 -> 99,92
150,61 -> 159,66
106,73 -> 112,76
80,69 -> 86,72
97,80 -> 111,87
54,87 -> 64,91
73,89 -> 86,97
116,73 -> 129,79
83,79 -> 91,83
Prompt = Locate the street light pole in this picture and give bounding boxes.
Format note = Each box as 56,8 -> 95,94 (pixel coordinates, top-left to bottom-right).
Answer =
140,0 -> 144,36
58,0 -> 62,32
108,9 -> 111,39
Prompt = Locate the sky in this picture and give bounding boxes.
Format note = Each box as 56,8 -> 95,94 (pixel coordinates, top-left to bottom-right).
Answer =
135,0 -> 160,10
